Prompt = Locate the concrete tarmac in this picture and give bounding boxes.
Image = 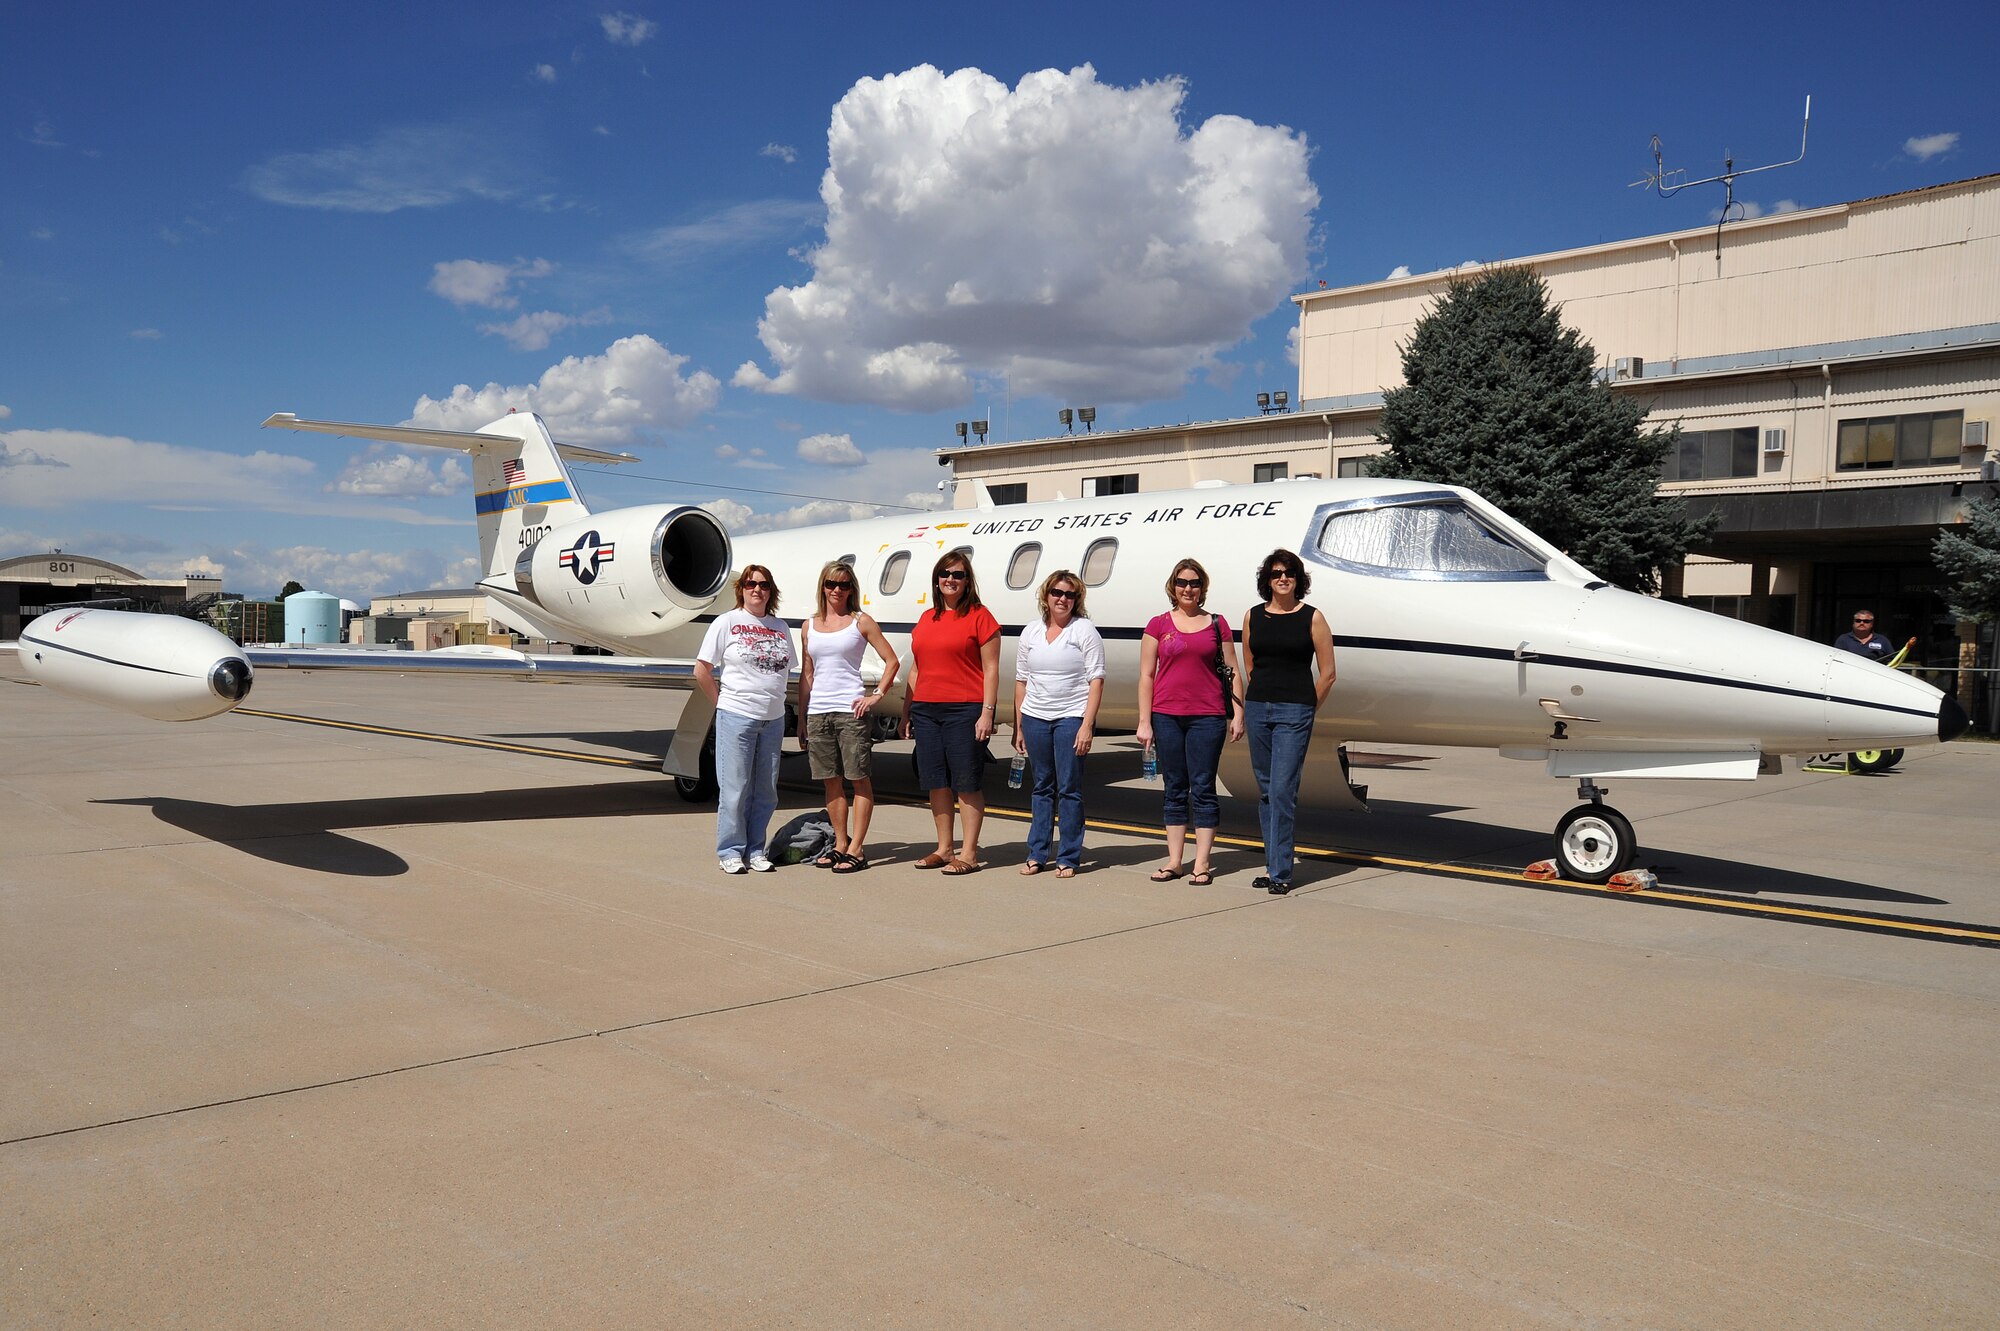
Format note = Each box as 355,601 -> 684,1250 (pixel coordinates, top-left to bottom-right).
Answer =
4,659 -> 1998,1328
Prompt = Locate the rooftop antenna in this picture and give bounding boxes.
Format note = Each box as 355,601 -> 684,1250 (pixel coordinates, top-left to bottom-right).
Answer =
1631,96 -> 1810,267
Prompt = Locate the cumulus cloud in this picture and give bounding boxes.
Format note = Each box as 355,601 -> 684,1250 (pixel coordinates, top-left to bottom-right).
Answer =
1904,132 -> 1959,162
617,199 -> 821,269
0,403 -> 12,419
406,334 -> 721,443
797,432 -> 865,466
600,12 -> 657,45
327,443 -> 470,497
1285,324 -> 1301,367
1386,264 -> 1411,280
733,63 -> 1318,410
760,142 -> 798,164
129,328 -> 162,340
25,118 -> 65,149
243,120 -> 538,213
1,427 -> 309,509
532,63 -> 557,83
429,256 -> 555,309
205,544 -> 483,600
478,307 -> 612,351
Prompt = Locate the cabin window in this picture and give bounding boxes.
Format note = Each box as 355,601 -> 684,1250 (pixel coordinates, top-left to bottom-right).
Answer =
1310,496 -> 1549,582
879,551 -> 910,595
1006,543 -> 1042,590
1080,538 -> 1118,586
836,553 -> 855,567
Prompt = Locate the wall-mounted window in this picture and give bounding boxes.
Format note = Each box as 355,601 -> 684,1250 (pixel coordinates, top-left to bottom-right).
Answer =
1663,427 -> 1759,481
1083,474 -> 1138,497
988,483 -> 1027,506
1254,462 -> 1288,483
1080,539 -> 1119,585
1836,410 -> 1964,471
879,551 -> 910,595
1336,458 -> 1369,478
1006,543 -> 1042,590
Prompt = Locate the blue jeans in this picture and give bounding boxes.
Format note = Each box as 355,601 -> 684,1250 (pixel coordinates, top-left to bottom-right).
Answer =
714,708 -> 784,860
1246,700 -> 1316,884
1154,711 -> 1225,829
1022,713 -> 1085,869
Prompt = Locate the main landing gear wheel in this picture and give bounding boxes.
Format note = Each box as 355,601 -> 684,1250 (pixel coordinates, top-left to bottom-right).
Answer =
1850,747 -> 1904,774
674,734 -> 718,804
1553,802 -> 1636,884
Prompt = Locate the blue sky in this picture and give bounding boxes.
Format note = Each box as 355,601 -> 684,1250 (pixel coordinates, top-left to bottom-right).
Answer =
2,0 -> 1992,599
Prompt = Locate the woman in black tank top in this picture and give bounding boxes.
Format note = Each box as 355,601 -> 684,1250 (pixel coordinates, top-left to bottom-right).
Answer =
1241,549 -> 1336,894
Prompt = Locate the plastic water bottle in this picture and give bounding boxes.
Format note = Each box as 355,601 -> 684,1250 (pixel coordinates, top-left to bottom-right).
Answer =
1142,742 -> 1158,781
1008,753 -> 1026,789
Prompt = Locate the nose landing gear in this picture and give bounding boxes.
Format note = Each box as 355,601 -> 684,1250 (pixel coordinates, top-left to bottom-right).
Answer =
1553,778 -> 1636,883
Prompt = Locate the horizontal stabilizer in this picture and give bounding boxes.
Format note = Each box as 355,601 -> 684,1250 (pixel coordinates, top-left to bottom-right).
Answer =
261,413 -> 636,464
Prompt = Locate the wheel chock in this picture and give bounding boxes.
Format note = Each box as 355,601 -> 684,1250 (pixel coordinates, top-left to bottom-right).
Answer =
1523,860 -> 1560,880
1605,868 -> 1657,893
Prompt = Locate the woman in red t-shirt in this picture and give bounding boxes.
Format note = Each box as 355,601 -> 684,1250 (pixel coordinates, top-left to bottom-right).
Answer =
900,552 -> 1001,874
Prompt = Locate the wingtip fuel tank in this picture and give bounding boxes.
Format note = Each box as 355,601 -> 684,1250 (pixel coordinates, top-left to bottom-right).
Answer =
18,608 -> 253,721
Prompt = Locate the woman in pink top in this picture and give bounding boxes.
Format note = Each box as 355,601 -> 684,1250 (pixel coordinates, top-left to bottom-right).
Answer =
1135,557 -> 1244,885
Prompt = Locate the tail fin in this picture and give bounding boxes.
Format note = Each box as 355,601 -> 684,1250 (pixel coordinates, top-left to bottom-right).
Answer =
262,411 -> 636,578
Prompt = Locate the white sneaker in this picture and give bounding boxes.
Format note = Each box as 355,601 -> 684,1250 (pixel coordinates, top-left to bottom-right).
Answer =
746,854 -> 776,873
719,856 -> 747,875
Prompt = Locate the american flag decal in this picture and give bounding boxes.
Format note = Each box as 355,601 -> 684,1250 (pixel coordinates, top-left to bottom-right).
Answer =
501,458 -> 526,486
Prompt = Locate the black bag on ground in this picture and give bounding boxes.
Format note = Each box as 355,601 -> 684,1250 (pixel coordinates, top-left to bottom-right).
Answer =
768,809 -> 836,865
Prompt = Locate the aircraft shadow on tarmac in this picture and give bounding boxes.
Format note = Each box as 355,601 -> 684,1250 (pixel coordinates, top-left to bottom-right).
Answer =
97,784 -> 678,878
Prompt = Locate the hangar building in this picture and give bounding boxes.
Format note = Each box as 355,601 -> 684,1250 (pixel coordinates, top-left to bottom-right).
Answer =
941,172 -> 1998,710
0,552 -> 221,641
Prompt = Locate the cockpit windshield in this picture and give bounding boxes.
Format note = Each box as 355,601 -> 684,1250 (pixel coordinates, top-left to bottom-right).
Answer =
1307,493 -> 1550,582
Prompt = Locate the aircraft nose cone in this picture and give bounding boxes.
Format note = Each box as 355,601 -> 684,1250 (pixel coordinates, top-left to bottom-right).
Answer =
1939,690 -> 1971,743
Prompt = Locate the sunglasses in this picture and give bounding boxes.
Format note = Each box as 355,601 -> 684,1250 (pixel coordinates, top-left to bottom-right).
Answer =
740,579 -> 772,591
1172,577 -> 1204,589
1047,588 -> 1077,600
823,580 -> 854,591
938,570 -> 968,582
1853,617 -> 1874,623
1268,568 -> 1296,578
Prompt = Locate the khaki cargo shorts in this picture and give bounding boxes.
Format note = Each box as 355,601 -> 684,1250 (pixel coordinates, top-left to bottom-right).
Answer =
806,710 -> 873,781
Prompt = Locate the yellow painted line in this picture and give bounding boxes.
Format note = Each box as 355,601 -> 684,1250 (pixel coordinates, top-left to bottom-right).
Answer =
234,706 -> 2000,947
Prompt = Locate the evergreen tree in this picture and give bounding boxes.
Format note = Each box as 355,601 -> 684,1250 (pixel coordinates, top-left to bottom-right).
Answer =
1933,489 -> 2000,622
1367,267 -> 1714,593
279,580 -> 305,599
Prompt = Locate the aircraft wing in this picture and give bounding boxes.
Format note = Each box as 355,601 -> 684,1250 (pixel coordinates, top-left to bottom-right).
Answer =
243,645 -> 699,687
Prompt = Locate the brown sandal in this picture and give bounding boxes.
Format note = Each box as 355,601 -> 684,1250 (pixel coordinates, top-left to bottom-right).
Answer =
940,857 -> 980,876
914,852 -> 952,869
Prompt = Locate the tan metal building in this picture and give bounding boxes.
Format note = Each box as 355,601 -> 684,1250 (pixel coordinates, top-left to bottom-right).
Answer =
944,172 -> 1999,688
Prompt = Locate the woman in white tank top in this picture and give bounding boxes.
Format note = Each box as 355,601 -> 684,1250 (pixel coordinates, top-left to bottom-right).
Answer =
797,560 -> 900,871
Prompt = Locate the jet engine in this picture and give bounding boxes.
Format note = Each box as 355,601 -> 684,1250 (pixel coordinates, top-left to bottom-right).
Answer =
18,608 -> 254,721
512,504 -> 732,640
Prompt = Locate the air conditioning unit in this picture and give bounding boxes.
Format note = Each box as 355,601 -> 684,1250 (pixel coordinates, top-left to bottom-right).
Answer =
1763,428 -> 1787,455
1613,356 -> 1644,381
1964,420 -> 1990,451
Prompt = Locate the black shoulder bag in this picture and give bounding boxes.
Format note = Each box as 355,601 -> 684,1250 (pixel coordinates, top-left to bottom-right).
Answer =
1211,620 -> 1236,719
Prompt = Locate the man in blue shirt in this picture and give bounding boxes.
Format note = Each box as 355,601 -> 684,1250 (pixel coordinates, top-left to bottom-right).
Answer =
1834,610 -> 1895,663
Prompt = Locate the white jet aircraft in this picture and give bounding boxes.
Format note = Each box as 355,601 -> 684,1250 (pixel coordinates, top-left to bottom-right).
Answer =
13,410 -> 1968,882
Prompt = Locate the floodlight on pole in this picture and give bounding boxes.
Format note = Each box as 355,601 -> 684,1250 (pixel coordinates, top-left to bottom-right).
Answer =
972,419 -> 989,443
954,421 -> 968,446
1078,406 -> 1095,431
1274,390 -> 1289,411
1257,392 -> 1271,414
1059,408 -> 1073,432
